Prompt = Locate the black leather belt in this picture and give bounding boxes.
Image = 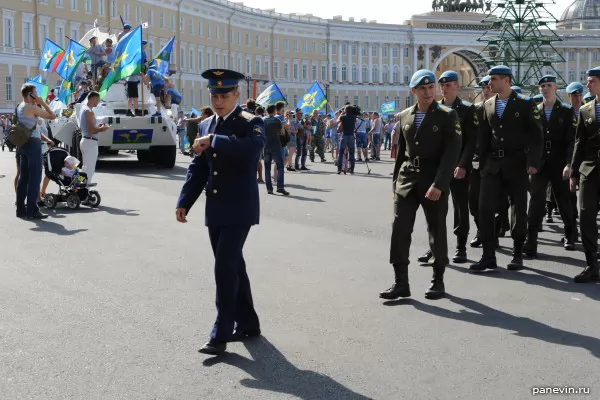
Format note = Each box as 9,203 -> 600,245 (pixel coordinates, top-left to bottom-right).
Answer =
491,149 -> 525,158
83,136 -> 98,141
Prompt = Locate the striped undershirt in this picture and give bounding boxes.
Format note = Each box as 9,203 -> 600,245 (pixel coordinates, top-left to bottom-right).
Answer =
544,108 -> 552,121
596,104 -> 600,123
415,112 -> 426,129
575,109 -> 580,120
496,99 -> 508,118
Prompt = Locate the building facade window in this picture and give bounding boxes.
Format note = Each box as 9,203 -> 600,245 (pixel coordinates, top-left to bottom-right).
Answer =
341,65 -> 347,81
302,64 -> 307,80
246,59 -> 251,74
256,35 -> 260,48
256,59 -> 260,74
303,40 -> 307,52
189,48 -> 194,71
354,96 -> 359,106
284,62 -> 289,79
321,42 -> 326,54
264,61 -> 269,76
6,76 -> 13,101
293,64 -> 298,80
405,96 -> 411,108
160,13 -> 164,28
334,96 -> 339,109
312,65 -> 317,80
383,46 -> 388,57
332,43 -> 337,55
365,95 -> 369,108
362,65 -> 368,82
170,14 -> 174,30
284,39 -> 289,51
321,65 -> 326,80
274,38 -> 279,49
124,3 -> 130,20
274,61 -> 279,78
312,42 -> 316,53
71,0 -> 78,10
361,46 -> 367,56
57,0 -> 64,7
294,40 -> 298,51
352,65 -> 357,81
136,6 -> 141,23
23,21 -> 32,49
372,66 -> 378,82
382,66 -> 389,82
85,0 -> 92,13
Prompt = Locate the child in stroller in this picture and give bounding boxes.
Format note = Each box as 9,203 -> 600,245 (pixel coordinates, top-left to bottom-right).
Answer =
42,147 -> 101,209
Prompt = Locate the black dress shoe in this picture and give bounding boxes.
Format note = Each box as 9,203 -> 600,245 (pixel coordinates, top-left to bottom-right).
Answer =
452,249 -> 467,264
564,241 -> 575,251
424,280 -> 445,300
379,283 -> 411,299
16,210 -> 27,218
470,233 -> 482,248
231,329 -> 261,341
198,340 -> 227,355
27,212 -> 48,220
267,190 -> 274,194
276,189 -> 290,196
300,166 -> 309,171
573,267 -> 600,283
417,250 -> 433,264
507,256 -> 524,271
470,257 -> 498,272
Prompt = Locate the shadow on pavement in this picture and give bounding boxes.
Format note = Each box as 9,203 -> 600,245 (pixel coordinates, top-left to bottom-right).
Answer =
29,219 -> 88,236
96,160 -> 187,181
284,194 -> 325,203
203,336 -> 373,400
45,205 -> 140,217
285,184 -> 332,193
410,294 -> 600,358
447,264 -> 600,302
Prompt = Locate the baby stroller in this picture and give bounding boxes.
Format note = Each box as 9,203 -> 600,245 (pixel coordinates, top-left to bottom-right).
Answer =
42,147 -> 101,209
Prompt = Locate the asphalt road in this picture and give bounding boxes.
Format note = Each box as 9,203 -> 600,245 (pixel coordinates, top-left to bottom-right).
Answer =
1,148 -> 599,400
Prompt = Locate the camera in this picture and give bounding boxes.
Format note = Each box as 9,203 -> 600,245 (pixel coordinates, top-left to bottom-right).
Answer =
347,104 -> 361,116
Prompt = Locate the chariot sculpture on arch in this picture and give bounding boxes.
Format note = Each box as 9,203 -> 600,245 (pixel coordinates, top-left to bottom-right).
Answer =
432,0 -> 491,12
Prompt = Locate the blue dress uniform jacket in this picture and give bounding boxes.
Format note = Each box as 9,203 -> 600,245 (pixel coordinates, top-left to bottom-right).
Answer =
177,105 -> 266,227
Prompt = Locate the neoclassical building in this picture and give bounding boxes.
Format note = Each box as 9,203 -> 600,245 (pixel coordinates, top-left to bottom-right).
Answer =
1,0 -> 600,113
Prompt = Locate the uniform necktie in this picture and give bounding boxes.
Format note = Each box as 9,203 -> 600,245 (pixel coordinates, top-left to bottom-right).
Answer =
215,117 -> 224,131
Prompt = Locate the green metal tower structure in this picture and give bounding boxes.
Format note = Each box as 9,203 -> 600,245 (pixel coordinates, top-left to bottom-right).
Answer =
477,0 -> 565,93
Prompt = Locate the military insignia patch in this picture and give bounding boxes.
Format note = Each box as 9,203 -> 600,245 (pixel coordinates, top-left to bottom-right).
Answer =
515,112 -> 520,118
433,125 -> 439,132
473,114 -> 479,126
533,108 -> 541,120
455,122 -> 462,135
217,81 -> 223,87
254,126 -> 262,133
588,118 -> 593,125
404,125 -> 410,131
213,71 -> 224,76
573,118 -> 578,127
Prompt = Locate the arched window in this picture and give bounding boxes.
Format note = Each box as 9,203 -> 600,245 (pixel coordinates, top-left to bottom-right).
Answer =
382,65 -> 389,83
332,64 -> 338,81
341,64 -> 347,81
372,65 -> 378,82
352,64 -> 357,81
403,66 -> 411,84
393,66 -> 400,83
362,65 -> 368,82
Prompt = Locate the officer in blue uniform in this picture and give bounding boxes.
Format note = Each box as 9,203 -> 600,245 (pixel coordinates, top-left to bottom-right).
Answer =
176,69 -> 266,355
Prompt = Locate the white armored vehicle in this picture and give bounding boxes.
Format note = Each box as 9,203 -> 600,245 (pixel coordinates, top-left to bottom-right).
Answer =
49,84 -> 179,168
48,27 -> 179,168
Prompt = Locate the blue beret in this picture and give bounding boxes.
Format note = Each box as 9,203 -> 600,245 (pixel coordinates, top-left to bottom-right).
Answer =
123,24 -> 132,29
201,68 -> 245,94
584,92 -> 594,100
438,70 -> 458,84
142,40 -> 148,45
566,82 -> 584,94
488,65 -> 513,76
588,67 -> 600,77
510,86 -> 522,94
410,69 -> 436,89
538,75 -> 556,85
533,94 -> 543,104
478,76 -> 490,87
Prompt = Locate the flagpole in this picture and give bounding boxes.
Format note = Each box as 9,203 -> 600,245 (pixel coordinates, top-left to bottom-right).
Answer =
140,34 -> 145,117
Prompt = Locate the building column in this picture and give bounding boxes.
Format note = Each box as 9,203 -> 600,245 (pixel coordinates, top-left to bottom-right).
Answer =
348,41 -> 352,82
368,43 -> 373,84
389,44 -> 394,84
328,39 -> 333,81
588,50 -> 592,74
338,40 -> 343,83
563,48 -> 569,82
400,44 -> 405,84
413,45 -> 418,74
358,43 -> 363,83
378,44 -> 383,83
425,44 -> 430,70
576,51 -> 581,82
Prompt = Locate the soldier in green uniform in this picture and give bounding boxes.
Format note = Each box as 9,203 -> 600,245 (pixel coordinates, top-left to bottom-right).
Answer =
570,67 -> 600,283
469,76 -> 493,248
416,70 -> 477,264
471,65 -> 543,272
379,70 -> 462,301
523,75 -> 577,257
309,110 -> 326,162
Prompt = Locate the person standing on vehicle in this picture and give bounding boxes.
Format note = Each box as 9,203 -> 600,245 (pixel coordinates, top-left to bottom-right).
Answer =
15,84 -> 56,219
79,92 -> 109,184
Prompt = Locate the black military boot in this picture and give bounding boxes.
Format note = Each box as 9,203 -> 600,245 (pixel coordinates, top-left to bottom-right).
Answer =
453,237 -> 468,263
574,255 -> 600,283
425,264 -> 445,300
545,202 -> 554,223
563,225 -> 576,251
417,250 -> 433,264
379,264 -> 411,299
470,231 -> 482,248
523,228 -> 538,257
470,247 -> 498,272
507,242 -> 524,271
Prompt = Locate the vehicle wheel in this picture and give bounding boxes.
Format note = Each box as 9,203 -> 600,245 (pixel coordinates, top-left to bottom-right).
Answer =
154,145 -> 176,168
44,194 -> 58,209
66,193 -> 80,209
87,190 -> 101,208
137,149 -> 151,163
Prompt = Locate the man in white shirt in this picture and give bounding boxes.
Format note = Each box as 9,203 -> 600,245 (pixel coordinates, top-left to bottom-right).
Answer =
79,91 -> 109,185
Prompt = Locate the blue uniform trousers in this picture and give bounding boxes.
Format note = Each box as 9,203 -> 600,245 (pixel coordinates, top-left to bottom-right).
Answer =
208,225 -> 260,342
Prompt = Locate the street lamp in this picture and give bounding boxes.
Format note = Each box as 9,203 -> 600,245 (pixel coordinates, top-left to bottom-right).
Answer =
244,75 -> 252,99
320,81 -> 331,113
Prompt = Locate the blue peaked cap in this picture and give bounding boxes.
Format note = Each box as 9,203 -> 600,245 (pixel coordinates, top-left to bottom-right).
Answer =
438,70 -> 458,84
588,66 -> 600,77
201,68 -> 246,94
410,69 -> 436,89
566,82 -> 584,94
538,75 -> 556,85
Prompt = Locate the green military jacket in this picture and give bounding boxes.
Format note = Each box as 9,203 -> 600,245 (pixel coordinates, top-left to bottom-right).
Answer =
440,97 -> 478,170
571,98 -> 600,180
537,99 -> 576,172
392,101 -> 462,197
479,90 -> 543,176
